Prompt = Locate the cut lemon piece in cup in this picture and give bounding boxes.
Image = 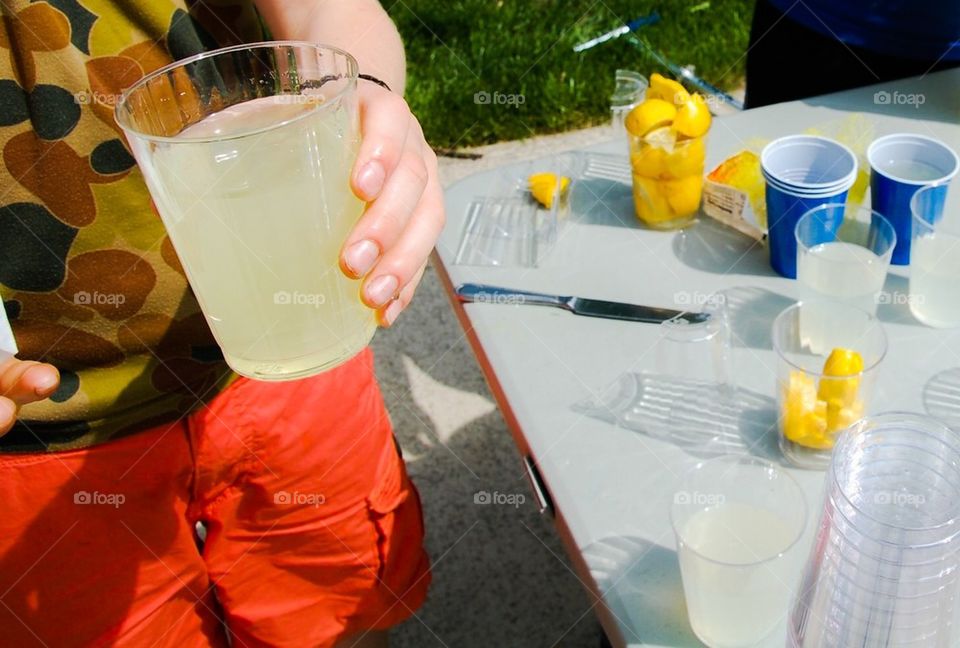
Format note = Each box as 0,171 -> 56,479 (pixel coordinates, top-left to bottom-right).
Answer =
664,137 -> 707,179
528,172 -> 570,209
624,98 -> 677,137
629,135 -> 668,177
631,174 -> 672,223
647,72 -> 690,106
643,125 -> 677,154
817,347 -> 864,404
662,175 -> 703,216
674,94 -> 712,138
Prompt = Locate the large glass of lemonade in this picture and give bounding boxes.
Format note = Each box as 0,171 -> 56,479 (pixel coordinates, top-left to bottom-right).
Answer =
116,42 -> 376,380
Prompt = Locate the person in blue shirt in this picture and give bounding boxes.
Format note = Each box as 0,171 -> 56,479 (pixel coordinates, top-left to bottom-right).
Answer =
746,0 -> 960,107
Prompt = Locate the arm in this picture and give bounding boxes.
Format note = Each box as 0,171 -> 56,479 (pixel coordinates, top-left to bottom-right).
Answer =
254,0 -> 444,327
253,0 -> 406,94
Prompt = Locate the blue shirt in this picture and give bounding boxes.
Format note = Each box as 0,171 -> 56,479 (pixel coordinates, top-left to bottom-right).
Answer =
768,0 -> 960,61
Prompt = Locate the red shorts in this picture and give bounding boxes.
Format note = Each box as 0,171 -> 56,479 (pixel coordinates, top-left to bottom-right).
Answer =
0,348 -> 430,647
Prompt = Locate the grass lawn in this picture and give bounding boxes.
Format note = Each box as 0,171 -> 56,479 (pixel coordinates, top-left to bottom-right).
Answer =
388,0 -> 755,149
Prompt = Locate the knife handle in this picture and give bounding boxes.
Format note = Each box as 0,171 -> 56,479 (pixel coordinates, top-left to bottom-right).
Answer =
455,283 -> 570,309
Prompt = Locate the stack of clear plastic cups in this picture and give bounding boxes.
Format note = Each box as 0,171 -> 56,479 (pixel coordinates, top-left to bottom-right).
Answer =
790,413 -> 960,647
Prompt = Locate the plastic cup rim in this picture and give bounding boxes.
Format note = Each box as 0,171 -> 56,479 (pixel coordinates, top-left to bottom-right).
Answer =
115,40 -> 358,143
828,413 -> 960,534
761,135 -> 858,191
910,181 -> 958,236
867,133 -> 960,187
771,300 -> 888,379
794,203 -> 897,260
762,166 -> 857,193
670,455 -> 808,567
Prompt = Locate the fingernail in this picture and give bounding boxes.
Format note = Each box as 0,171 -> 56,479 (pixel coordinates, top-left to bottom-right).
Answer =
34,372 -> 58,396
383,300 -> 403,327
356,161 -> 385,200
365,274 -> 399,307
343,239 -> 380,277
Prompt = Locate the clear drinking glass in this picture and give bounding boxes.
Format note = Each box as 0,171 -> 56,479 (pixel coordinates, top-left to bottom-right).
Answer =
671,455 -> 807,648
610,69 -> 647,136
773,301 -> 887,469
795,204 -> 896,315
910,182 -> 960,328
115,42 -> 375,380
790,413 -> 960,648
654,293 -> 730,385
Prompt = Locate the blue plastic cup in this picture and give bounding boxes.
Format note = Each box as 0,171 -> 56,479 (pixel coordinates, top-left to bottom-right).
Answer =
867,134 -> 959,265
762,136 -> 858,278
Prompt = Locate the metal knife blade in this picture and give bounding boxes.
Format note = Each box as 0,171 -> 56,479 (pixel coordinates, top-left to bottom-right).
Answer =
454,283 -> 709,324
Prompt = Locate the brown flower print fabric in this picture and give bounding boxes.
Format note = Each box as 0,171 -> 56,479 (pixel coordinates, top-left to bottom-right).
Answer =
0,0 -> 265,451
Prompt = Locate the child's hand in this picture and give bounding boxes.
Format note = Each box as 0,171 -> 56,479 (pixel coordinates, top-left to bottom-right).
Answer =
0,359 -> 59,436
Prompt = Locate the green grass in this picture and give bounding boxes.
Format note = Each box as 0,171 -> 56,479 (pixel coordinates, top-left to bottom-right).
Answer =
388,0 -> 754,148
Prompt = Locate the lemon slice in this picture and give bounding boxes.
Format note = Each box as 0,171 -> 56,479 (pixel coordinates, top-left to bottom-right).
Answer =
643,125 -> 677,153
528,172 -> 570,209
647,73 -> 690,106
624,99 -> 677,137
673,93 -> 712,138
817,347 -> 863,405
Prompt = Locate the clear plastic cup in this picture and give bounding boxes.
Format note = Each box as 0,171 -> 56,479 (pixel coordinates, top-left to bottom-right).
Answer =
795,204 -> 896,316
790,413 -> 960,648
671,455 -> 807,647
909,182 -> 960,328
654,292 -> 730,386
115,42 -> 374,380
773,301 -> 888,469
610,69 -> 647,136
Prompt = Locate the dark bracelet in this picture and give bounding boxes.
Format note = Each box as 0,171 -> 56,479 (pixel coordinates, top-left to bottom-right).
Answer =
359,73 -> 392,92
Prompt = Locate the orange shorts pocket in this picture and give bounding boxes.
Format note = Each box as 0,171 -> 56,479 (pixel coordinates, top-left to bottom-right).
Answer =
356,439 -> 431,630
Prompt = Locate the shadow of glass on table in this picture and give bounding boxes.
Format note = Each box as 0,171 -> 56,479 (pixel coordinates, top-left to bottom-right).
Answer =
574,373 -> 780,462
924,367 -> 960,431
583,536 -> 702,647
673,217 -> 771,277
720,285 -> 797,351
571,177 -> 639,229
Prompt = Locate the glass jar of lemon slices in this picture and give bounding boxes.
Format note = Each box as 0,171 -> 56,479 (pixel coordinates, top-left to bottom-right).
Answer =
625,73 -> 711,230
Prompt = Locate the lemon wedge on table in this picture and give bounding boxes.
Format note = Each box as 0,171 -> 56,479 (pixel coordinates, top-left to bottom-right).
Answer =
624,99 -> 677,137
528,172 -> 570,209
